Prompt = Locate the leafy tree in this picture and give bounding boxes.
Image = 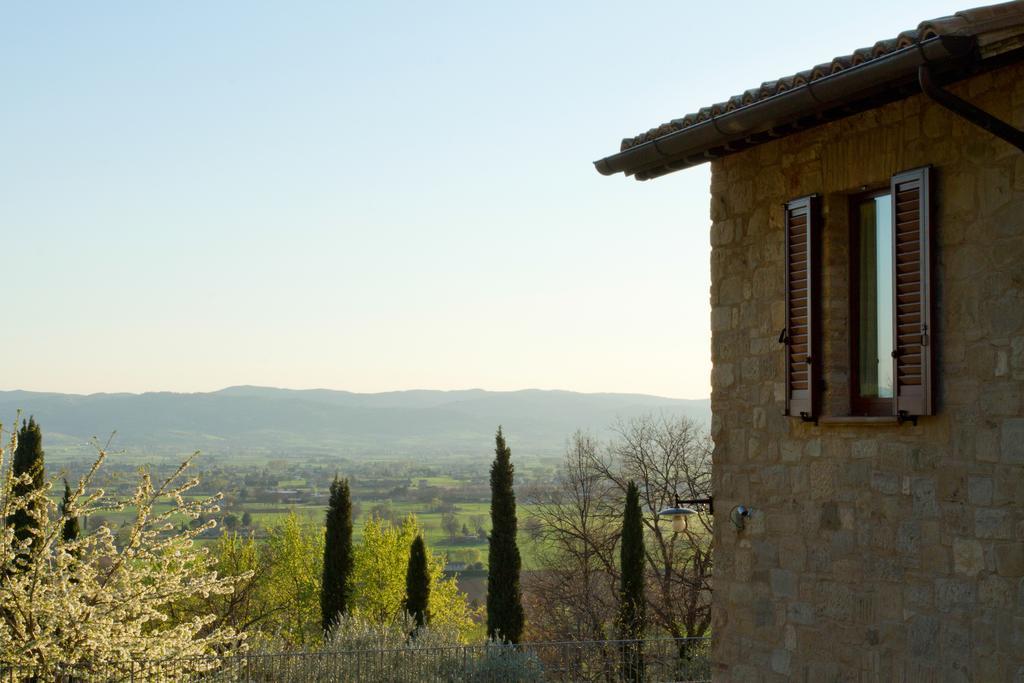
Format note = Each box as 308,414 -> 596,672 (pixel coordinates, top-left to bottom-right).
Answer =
59,479 -> 80,543
429,498 -> 455,514
441,512 -> 460,542
208,532 -> 268,635
321,476 -> 354,633
618,481 -> 646,681
405,535 -> 430,629
170,530 -> 275,647
370,502 -> 395,522
241,511 -> 253,527
261,512 -> 324,646
7,417 -> 46,554
349,515 -> 474,636
486,426 -> 524,643
175,515 -> 333,649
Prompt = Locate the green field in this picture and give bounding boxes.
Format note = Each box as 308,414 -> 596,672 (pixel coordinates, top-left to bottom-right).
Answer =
47,444 -> 558,572
240,499 -> 542,568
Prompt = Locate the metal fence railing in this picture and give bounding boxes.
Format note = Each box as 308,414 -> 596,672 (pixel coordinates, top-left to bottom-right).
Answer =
0,636 -> 711,682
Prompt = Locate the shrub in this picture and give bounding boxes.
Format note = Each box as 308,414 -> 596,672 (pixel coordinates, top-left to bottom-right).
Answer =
244,615 -> 545,682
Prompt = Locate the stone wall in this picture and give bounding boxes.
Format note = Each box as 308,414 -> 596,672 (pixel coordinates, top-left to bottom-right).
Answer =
708,60 -> 1024,682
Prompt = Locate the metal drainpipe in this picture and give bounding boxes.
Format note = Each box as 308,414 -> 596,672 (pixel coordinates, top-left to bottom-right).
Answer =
918,63 -> 1024,152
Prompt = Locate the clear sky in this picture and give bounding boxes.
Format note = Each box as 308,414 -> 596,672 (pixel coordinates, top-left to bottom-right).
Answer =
2,1 -> 964,399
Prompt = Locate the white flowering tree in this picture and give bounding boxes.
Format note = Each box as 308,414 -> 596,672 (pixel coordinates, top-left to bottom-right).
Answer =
0,422 -> 245,677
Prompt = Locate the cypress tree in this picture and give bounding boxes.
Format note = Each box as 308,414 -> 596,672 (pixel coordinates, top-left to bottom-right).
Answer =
486,426 -> 524,643
404,534 -> 430,630
320,476 -> 354,633
60,479 -> 80,544
618,481 -> 646,682
8,418 -> 46,552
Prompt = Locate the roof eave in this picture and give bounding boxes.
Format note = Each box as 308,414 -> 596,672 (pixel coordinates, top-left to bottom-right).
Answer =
594,35 -> 978,180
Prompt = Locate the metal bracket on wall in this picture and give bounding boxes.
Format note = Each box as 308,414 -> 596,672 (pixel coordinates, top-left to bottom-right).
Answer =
675,497 -> 714,516
897,411 -> 918,427
918,64 -> 1024,152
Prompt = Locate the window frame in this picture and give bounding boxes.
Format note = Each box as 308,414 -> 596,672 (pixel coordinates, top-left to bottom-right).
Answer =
848,187 -> 895,417
782,166 -> 932,423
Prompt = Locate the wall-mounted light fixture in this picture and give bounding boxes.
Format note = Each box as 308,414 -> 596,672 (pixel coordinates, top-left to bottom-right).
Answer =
658,497 -> 713,533
658,497 -> 751,532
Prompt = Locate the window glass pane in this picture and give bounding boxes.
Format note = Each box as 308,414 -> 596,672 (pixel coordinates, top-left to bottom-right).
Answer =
857,202 -> 879,397
857,194 -> 894,400
874,195 -> 893,398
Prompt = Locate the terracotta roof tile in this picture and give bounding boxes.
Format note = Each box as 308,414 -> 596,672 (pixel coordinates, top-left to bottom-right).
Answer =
618,1 -> 1024,152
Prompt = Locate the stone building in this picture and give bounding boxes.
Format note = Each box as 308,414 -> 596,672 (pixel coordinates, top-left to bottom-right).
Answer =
595,3 -> 1024,680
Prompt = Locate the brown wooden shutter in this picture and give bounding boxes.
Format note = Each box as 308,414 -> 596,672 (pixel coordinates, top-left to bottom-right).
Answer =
891,167 -> 933,417
783,195 -> 819,419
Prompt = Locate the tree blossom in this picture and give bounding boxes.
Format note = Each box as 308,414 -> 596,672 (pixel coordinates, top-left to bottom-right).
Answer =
0,421 -> 246,677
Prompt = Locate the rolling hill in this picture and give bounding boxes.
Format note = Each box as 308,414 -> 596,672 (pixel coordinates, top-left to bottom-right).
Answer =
0,387 -> 711,459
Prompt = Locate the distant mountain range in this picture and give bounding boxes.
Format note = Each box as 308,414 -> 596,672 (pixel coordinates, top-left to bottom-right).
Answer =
0,387 -> 711,459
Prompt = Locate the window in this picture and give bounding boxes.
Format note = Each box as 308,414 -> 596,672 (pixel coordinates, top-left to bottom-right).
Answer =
782,167 -> 932,421
851,191 -> 894,416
